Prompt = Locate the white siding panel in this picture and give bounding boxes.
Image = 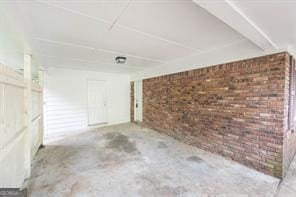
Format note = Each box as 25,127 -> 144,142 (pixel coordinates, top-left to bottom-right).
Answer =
44,68 -> 130,136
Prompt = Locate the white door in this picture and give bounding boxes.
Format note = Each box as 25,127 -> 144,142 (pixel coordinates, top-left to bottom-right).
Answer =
135,80 -> 143,122
87,80 -> 107,126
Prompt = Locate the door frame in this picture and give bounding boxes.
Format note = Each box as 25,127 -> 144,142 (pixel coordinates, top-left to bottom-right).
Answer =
134,80 -> 143,122
87,80 -> 107,126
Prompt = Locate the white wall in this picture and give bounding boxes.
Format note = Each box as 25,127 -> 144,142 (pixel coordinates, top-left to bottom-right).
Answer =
44,67 -> 130,137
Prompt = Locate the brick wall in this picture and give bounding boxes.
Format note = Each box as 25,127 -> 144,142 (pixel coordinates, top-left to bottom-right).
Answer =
130,81 -> 134,122
142,52 -> 295,178
283,53 -> 296,176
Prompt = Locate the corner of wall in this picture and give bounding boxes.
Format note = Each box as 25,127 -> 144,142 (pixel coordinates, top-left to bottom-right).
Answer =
282,52 -> 296,178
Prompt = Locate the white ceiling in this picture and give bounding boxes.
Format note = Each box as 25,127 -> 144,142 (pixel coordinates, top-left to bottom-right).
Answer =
233,0 -> 296,49
3,0 -> 296,74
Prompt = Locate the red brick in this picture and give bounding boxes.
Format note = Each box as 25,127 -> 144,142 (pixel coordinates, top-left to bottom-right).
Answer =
137,52 -> 296,179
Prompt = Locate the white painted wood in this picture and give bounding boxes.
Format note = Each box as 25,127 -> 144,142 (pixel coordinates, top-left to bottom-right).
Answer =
229,0 -> 296,52
1,85 -> 25,148
0,64 -> 44,188
0,131 -> 26,188
192,0 -> 277,51
118,0 -> 244,51
0,64 -> 27,188
38,69 -> 44,147
31,84 -> 43,158
87,80 -> 107,126
44,68 -> 130,137
32,90 -> 41,120
134,80 -> 142,122
31,116 -> 40,157
0,5 -> 44,187
0,81 -> 3,148
23,54 -> 32,178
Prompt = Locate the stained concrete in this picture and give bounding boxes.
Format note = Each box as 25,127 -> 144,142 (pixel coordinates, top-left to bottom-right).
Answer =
26,123 -> 284,197
276,154 -> 296,197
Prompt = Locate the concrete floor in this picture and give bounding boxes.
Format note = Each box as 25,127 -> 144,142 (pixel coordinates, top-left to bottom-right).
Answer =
277,154 -> 296,197
26,123 -> 295,197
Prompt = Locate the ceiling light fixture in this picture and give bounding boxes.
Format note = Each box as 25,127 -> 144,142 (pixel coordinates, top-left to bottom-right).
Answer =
115,56 -> 127,64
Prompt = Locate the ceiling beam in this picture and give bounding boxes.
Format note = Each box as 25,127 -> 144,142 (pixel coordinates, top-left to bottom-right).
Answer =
192,0 -> 278,51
